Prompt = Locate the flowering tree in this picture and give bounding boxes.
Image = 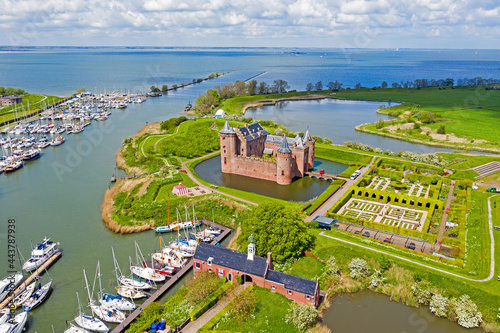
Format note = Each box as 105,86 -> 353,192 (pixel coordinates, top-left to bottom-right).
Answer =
324,256 -> 340,277
411,280 -> 433,305
429,293 -> 448,317
348,258 -> 370,279
369,269 -> 386,288
454,295 -> 482,328
286,303 -> 318,330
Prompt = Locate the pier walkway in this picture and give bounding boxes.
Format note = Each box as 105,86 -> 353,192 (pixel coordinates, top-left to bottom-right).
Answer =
110,222 -> 231,333
0,251 -> 62,309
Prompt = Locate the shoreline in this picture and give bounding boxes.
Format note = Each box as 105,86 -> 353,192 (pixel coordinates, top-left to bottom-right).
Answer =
241,94 -> 327,114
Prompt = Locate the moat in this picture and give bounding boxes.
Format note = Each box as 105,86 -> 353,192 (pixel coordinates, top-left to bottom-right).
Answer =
194,156 -> 348,202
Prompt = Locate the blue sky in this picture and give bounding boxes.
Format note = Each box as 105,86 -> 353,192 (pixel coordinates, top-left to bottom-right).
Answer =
1,0 -> 499,48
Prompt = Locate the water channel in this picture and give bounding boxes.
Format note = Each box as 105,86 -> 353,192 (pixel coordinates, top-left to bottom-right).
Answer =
245,99 -> 462,154
324,292 -> 482,333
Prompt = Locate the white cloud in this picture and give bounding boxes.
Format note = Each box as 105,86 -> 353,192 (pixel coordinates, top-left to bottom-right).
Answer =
0,0 -> 498,47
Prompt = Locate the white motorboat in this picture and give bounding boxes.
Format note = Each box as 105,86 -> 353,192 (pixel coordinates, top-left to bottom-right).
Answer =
22,237 -> 59,272
22,148 -> 41,161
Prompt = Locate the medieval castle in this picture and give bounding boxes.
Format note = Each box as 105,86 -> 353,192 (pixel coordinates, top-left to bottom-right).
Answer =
219,121 -> 315,185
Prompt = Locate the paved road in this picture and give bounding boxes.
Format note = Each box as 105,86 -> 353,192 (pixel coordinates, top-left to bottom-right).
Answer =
305,156 -> 377,222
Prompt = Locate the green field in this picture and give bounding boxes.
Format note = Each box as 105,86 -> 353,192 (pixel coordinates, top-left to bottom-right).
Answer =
315,145 -> 373,165
0,94 -> 66,126
332,86 -> 500,149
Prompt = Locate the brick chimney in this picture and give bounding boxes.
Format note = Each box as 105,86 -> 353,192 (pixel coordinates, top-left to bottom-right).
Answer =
267,252 -> 274,270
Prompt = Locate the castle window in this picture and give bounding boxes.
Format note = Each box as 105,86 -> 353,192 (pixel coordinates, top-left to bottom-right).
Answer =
222,137 -> 225,140
224,150 -> 226,153
281,170 -> 284,176
224,157 -> 227,164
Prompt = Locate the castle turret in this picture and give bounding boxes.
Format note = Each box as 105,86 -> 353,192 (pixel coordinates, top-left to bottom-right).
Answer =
303,129 -> 315,171
276,134 -> 293,185
220,121 -> 236,173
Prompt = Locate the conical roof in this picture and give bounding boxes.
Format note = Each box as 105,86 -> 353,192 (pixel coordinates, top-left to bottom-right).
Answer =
277,134 -> 292,154
303,129 -> 312,142
294,134 -> 304,149
219,120 -> 235,134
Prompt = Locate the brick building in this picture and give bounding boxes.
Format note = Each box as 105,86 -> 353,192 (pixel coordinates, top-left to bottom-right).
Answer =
193,236 -> 320,307
0,95 -> 22,106
219,121 -> 315,185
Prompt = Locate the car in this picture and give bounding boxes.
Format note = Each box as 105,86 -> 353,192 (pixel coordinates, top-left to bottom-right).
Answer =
354,230 -> 360,235
407,242 -> 416,250
383,238 -> 391,243
362,231 -> 370,237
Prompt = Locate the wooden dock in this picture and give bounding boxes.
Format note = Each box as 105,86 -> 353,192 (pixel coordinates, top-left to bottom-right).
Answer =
110,222 -> 231,333
0,251 -> 62,309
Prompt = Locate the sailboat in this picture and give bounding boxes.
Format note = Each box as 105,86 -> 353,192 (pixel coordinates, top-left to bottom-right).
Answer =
64,322 -> 90,333
95,261 -> 135,312
50,106 -> 65,146
22,278 -> 52,311
74,292 -> 109,333
84,267 -> 125,324
130,241 -> 165,283
112,247 -> 151,291
0,272 -> 23,303
0,311 -> 27,333
0,309 -> 10,325
10,280 -> 36,309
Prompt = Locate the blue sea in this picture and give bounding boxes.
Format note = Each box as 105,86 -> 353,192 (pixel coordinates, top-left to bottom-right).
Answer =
1,48 -> 500,96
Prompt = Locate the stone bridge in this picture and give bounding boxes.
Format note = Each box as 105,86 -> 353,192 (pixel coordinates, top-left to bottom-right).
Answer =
305,171 -> 338,181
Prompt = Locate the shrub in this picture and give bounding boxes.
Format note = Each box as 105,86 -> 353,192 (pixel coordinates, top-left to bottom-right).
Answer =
323,256 -> 340,277
437,124 -> 446,134
369,269 -> 386,288
229,289 -> 257,323
379,256 -> 392,272
189,282 -> 234,320
430,293 -> 448,317
348,258 -> 370,279
285,303 -> 318,331
454,295 -> 482,328
411,280 -> 433,305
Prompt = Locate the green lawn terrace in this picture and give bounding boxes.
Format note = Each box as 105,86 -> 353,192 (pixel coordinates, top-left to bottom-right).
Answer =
327,157 -> 472,264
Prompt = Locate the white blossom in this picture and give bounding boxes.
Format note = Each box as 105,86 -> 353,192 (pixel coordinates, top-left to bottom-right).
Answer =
429,293 -> 448,317
454,295 -> 482,328
369,269 -> 386,288
348,258 -> 370,279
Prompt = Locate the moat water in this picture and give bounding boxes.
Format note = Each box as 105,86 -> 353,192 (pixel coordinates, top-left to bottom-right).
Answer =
324,292 -> 482,333
194,156 -> 348,202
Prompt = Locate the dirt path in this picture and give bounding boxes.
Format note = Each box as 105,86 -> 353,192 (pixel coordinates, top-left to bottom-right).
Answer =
436,180 -> 455,243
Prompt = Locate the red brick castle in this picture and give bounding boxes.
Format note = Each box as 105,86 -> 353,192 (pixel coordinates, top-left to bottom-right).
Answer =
219,121 -> 315,185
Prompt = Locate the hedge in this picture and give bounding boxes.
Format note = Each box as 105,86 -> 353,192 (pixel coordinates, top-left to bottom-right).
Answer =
199,286 -> 255,331
189,282 -> 234,320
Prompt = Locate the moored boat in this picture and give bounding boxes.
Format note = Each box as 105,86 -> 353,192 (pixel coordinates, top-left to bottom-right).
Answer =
22,279 -> 52,311
22,148 -> 41,161
22,237 -> 60,272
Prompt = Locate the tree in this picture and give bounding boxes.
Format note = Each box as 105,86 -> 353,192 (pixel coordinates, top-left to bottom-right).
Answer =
314,81 -> 323,91
445,78 -> 454,87
272,79 -> 290,93
437,124 -> 446,134
230,290 -> 257,323
234,80 -> 247,95
247,80 -> 257,95
286,303 -> 318,330
381,81 -> 388,88
150,86 -> 160,93
375,119 -> 386,129
348,258 -> 370,279
411,280 -> 433,305
327,80 -> 342,90
76,88 -> 86,94
369,269 -> 386,288
323,256 -> 340,276
306,83 -> 314,91
258,81 -> 270,94
161,85 -> 168,93
392,82 -> 400,88
239,203 -> 315,263
354,83 -> 362,89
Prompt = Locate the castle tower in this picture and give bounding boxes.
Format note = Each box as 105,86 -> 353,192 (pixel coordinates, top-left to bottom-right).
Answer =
276,134 -> 293,185
220,121 -> 236,174
303,129 -> 315,171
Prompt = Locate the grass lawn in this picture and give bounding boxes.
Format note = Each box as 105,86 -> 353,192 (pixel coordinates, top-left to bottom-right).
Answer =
338,165 -> 359,178
214,287 -> 299,333
285,256 -> 325,281
333,86 -> 500,146
0,94 -> 66,125
315,145 -> 373,165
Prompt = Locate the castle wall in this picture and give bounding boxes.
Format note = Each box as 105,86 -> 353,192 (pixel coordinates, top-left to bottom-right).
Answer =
230,155 -> 277,182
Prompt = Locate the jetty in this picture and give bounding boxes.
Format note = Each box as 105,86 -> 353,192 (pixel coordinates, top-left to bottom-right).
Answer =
0,251 -> 62,309
110,221 -> 231,333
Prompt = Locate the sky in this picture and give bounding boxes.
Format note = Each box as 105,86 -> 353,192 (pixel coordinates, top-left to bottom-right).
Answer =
1,0 -> 499,48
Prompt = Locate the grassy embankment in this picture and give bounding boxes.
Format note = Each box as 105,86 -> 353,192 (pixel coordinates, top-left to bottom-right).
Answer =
0,94 -> 66,126
330,86 -> 500,152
